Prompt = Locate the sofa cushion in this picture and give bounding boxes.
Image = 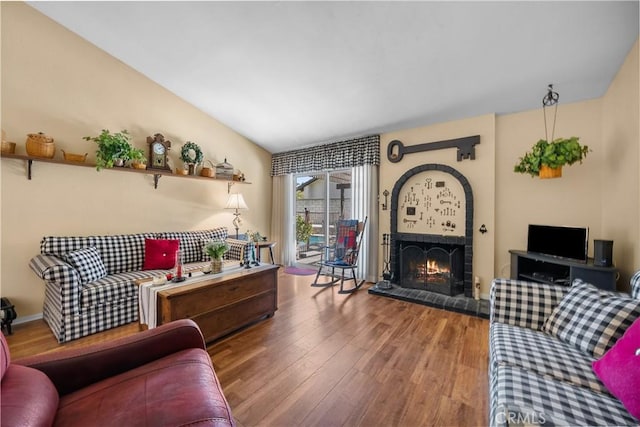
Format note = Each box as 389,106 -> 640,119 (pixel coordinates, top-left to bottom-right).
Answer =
225,238 -> 249,261
143,238 -> 180,270
80,270 -> 157,309
490,323 -> 606,393
91,233 -> 156,275
41,236 -> 92,257
592,317 -> 640,420
55,348 -> 234,427
490,278 -> 568,330
64,247 -> 107,284
159,228 -> 229,264
490,365 -> 637,427
1,364 -> 59,427
541,279 -> 640,357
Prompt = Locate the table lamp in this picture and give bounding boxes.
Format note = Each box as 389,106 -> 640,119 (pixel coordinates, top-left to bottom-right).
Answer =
225,193 -> 248,238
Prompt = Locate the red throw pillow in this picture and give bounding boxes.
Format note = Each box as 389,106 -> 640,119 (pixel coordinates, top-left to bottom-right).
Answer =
143,239 -> 180,270
592,316 -> 640,419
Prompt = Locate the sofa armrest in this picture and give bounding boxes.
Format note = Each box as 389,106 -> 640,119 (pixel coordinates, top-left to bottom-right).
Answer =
631,270 -> 640,300
490,278 -> 568,330
29,254 -> 79,283
15,319 -> 206,396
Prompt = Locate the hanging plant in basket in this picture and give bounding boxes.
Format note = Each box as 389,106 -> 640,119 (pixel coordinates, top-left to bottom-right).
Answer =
180,141 -> 203,165
514,137 -> 589,178
514,85 -> 590,179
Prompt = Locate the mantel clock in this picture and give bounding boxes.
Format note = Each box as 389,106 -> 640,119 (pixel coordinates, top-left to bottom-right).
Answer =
146,133 -> 172,171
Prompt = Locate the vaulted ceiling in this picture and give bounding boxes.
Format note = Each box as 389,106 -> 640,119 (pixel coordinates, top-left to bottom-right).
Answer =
28,1 -> 639,154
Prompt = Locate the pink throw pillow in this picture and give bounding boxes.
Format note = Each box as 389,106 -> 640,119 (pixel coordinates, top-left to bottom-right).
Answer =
143,239 -> 179,270
592,316 -> 640,420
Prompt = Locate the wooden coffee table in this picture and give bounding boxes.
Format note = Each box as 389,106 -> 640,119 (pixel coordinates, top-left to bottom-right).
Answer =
139,263 -> 278,343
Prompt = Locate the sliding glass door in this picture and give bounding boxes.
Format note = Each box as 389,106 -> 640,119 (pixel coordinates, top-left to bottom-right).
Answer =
294,170 -> 352,267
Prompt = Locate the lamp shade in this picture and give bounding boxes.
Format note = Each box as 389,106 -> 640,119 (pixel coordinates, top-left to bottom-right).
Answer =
225,193 -> 248,210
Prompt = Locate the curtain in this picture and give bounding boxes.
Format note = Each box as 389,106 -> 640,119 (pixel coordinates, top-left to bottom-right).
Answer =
352,164 -> 379,283
270,174 -> 296,266
271,134 -> 380,273
271,135 -> 379,176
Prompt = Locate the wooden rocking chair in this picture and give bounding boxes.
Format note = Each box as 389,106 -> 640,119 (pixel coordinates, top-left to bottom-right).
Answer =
311,217 -> 367,294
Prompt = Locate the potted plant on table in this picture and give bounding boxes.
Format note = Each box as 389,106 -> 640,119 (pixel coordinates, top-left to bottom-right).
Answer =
513,136 -> 589,178
84,129 -> 137,171
204,240 -> 229,273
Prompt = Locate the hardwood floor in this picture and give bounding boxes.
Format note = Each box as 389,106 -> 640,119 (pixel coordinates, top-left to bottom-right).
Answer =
5,270 -> 490,426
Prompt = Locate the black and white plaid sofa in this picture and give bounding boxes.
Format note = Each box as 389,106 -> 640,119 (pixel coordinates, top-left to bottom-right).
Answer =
489,271 -> 640,426
29,227 -> 251,343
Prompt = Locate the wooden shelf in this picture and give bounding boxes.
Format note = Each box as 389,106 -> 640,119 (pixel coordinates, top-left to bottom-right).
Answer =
0,152 -> 251,190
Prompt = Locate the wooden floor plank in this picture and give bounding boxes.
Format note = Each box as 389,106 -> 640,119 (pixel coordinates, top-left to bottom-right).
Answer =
5,269 -> 490,426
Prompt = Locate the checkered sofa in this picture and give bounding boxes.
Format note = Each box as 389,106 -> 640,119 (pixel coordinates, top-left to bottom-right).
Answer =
29,227 -> 251,343
489,271 -> 640,426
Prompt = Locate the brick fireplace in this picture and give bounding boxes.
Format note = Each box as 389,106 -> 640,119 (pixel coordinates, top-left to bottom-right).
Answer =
390,164 -> 473,297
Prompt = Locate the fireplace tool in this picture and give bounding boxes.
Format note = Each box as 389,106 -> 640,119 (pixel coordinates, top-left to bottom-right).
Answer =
378,234 -> 393,289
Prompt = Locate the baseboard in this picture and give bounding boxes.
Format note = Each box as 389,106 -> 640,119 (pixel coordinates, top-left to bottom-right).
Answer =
13,312 -> 43,325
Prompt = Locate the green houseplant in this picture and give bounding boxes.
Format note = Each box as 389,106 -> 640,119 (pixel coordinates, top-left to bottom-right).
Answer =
296,214 -> 313,257
128,146 -> 147,169
84,129 -> 136,170
205,240 -> 229,260
296,214 -> 313,244
204,240 -> 229,274
514,136 -> 589,178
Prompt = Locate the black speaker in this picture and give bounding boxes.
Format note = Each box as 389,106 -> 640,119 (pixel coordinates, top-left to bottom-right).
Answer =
594,240 -> 613,267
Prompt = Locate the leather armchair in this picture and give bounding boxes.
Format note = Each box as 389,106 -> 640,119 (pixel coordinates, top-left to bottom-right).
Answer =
1,319 -> 235,426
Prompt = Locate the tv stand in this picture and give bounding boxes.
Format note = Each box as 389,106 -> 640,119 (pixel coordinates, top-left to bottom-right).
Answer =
509,250 -> 617,291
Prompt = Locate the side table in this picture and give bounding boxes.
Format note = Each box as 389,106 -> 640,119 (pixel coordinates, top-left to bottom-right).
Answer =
1,297 -> 17,335
256,241 -> 277,264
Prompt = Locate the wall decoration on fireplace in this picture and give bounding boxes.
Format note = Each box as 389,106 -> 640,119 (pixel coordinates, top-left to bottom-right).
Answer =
386,135 -> 480,163
396,170 -> 465,236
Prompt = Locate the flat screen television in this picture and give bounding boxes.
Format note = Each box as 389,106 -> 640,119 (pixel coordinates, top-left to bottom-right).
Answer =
527,224 -> 589,262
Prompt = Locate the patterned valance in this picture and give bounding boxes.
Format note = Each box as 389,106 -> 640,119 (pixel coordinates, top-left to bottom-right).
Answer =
271,135 -> 380,176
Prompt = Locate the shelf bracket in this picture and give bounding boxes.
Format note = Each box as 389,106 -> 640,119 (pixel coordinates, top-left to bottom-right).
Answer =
27,159 -> 33,180
153,174 -> 161,189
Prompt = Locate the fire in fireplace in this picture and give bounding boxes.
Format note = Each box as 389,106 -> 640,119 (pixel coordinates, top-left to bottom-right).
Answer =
399,242 -> 464,296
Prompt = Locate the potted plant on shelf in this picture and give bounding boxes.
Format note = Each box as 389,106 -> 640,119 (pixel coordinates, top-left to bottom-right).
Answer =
513,136 -> 589,178
204,240 -> 229,273
128,147 -> 147,170
84,129 -> 135,170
